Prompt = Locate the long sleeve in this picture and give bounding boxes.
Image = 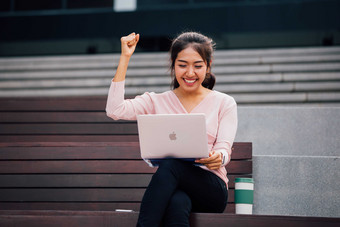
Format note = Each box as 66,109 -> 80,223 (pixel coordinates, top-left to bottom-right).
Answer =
106,80 -> 155,120
212,97 -> 238,167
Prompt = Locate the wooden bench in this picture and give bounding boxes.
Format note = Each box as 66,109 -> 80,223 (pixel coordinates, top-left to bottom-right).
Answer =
0,97 -> 250,212
1,97 -> 339,226
0,141 -> 251,213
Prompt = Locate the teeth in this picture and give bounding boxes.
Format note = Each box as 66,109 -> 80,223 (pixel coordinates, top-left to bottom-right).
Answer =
184,79 -> 196,84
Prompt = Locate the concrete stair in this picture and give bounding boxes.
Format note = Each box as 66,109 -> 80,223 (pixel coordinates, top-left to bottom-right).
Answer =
0,46 -> 339,105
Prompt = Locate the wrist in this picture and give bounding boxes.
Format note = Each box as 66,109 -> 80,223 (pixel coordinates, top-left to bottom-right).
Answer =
219,152 -> 226,165
119,54 -> 131,62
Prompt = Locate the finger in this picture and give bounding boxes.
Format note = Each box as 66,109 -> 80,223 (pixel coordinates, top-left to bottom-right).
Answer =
121,33 -> 137,43
205,162 -> 222,170
135,34 -> 140,43
199,157 -> 222,169
123,36 -> 136,44
209,151 -> 222,163
127,34 -> 139,46
204,153 -> 220,162
195,151 -> 220,164
196,154 -> 216,163
126,32 -> 136,39
195,158 -> 210,164
196,157 -> 217,164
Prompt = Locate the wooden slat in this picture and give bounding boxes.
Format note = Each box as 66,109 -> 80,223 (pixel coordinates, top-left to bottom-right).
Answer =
231,142 -> 252,159
0,97 -> 107,111
0,112 -> 112,123
0,189 -> 235,203
225,161 -> 252,174
0,174 -> 153,188
228,190 -> 235,203
0,135 -> 140,142
0,203 -> 142,212
0,174 -> 249,189
1,210 -> 338,227
0,142 -> 140,147
0,160 -> 156,174
0,143 -> 142,160
0,189 -> 146,202
0,160 -> 251,174
0,142 -> 251,160
0,123 -> 138,135
0,210 -> 140,227
0,203 -> 235,213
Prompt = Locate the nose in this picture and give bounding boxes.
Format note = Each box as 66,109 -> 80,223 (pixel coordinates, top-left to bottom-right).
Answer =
187,66 -> 195,76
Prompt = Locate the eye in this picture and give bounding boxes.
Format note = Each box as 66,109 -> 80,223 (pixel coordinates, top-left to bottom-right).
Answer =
195,65 -> 203,69
178,64 -> 186,68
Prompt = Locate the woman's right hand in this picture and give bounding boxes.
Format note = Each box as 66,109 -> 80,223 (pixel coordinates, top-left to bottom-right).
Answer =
121,32 -> 140,58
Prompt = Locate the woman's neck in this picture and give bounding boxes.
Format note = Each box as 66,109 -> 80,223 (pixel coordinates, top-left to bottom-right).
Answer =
174,86 -> 210,99
173,86 -> 212,113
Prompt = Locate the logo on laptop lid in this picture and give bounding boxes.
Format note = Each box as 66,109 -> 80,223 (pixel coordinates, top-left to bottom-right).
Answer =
169,132 -> 177,141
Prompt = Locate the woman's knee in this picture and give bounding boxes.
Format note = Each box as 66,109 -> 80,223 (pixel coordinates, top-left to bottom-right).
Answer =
162,190 -> 192,226
168,190 -> 192,211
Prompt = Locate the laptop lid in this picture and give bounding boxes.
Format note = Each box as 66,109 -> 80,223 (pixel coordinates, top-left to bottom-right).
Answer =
137,114 -> 209,160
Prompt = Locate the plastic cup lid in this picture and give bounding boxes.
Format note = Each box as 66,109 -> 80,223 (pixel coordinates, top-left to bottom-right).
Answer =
235,178 -> 254,183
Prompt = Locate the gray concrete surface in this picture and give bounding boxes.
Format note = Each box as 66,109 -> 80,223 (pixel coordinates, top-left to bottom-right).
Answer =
235,107 -> 340,217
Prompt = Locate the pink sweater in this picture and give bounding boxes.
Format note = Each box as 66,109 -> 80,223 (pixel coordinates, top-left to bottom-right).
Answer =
106,81 -> 238,187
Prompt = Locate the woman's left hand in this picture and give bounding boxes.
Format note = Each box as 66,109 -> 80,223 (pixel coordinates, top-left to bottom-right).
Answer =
195,151 -> 222,170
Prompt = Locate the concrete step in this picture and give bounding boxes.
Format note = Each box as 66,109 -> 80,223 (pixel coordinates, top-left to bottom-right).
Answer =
0,46 -> 339,65
0,46 -> 339,104
233,92 -> 340,104
2,78 -> 340,94
1,72 -> 339,85
217,72 -> 340,83
213,46 -> 340,57
1,55 -> 339,72
1,62 -> 339,78
1,85 -> 339,105
0,69 -> 114,80
1,54 -> 339,70
0,46 -> 339,70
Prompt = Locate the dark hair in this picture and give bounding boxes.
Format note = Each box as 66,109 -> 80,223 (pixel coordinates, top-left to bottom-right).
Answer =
169,32 -> 216,90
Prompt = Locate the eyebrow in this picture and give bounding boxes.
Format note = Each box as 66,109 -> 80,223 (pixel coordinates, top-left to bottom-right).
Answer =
177,59 -> 204,64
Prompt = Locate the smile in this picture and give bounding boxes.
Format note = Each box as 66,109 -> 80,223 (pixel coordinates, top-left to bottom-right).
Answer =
183,78 -> 197,84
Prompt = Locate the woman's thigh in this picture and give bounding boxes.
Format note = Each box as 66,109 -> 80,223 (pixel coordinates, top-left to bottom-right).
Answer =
159,159 -> 228,213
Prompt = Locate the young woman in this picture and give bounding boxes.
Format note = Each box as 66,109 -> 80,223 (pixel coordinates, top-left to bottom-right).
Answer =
106,32 -> 238,227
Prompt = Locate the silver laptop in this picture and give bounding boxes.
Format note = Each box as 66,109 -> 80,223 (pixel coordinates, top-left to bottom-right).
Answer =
137,114 -> 209,166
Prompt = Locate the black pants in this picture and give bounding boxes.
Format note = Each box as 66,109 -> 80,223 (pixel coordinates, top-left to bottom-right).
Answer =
136,159 -> 228,227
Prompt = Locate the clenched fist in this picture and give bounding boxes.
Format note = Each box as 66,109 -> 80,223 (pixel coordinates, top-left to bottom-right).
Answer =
120,32 -> 140,58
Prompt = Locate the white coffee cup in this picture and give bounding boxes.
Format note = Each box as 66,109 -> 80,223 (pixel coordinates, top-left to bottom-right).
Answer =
234,178 -> 254,214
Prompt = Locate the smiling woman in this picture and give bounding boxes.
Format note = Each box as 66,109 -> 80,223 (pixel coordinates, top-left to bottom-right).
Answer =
175,47 -> 207,90
106,31 -> 237,227
170,32 -> 216,90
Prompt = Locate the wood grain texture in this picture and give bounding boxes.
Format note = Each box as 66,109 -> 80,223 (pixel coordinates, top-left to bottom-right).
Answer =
0,210 -> 338,227
0,97 -> 252,216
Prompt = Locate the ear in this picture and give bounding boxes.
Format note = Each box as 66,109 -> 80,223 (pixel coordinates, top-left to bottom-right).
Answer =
206,60 -> 212,73
207,59 -> 212,70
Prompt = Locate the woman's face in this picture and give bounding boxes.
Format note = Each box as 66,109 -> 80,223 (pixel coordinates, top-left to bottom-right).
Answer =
174,46 -> 208,94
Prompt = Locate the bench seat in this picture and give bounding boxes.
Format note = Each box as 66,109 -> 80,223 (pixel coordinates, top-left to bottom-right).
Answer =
0,210 -> 339,227
0,141 -> 252,214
